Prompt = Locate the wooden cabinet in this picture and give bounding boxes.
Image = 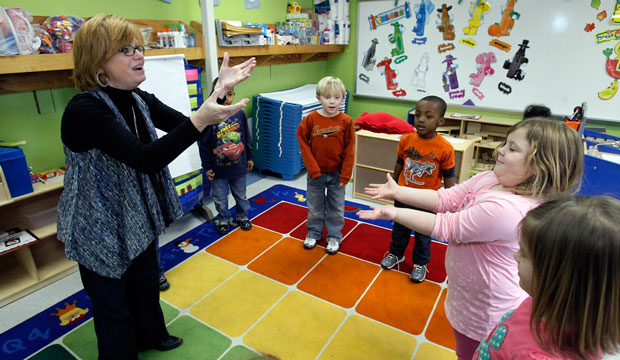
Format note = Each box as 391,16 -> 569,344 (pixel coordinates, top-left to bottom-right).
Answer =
0,181 -> 77,307
446,115 -> 520,171
412,112 -> 521,172
353,130 -> 476,204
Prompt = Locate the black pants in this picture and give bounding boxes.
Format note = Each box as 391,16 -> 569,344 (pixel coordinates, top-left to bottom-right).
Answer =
79,241 -> 168,360
389,200 -> 433,265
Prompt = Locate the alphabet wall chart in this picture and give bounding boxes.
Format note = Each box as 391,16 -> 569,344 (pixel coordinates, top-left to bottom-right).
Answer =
355,0 -> 620,122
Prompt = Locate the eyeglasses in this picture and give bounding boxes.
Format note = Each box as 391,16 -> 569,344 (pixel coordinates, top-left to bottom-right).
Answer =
118,45 -> 145,56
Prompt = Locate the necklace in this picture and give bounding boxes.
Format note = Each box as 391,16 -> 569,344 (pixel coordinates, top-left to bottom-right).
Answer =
131,106 -> 139,138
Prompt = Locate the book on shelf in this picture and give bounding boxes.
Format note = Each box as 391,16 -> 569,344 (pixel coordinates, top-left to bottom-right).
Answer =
0,228 -> 40,255
450,113 -> 482,120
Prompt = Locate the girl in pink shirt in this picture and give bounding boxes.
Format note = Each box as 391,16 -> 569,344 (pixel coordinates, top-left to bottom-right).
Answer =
358,118 -> 584,359
475,196 -> 620,359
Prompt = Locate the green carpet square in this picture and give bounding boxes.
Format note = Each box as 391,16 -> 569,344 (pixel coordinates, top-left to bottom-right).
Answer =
141,315 -> 232,359
28,344 -> 76,360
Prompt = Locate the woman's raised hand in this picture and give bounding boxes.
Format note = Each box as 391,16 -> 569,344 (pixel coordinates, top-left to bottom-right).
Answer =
189,52 -> 256,131
356,205 -> 397,221
215,52 -> 256,93
364,173 -> 399,200
190,89 -> 248,131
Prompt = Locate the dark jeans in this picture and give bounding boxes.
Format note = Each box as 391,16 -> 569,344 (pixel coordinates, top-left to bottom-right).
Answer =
389,200 -> 433,265
79,241 -> 168,360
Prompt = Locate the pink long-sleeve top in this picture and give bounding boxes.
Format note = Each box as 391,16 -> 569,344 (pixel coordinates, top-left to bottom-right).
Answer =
431,171 -> 541,341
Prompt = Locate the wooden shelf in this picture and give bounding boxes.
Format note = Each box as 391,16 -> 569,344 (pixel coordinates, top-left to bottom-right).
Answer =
0,181 -> 63,208
217,44 -> 345,66
0,18 -> 205,94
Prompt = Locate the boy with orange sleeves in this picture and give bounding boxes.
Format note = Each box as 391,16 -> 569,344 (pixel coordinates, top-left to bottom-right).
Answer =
296,76 -> 355,255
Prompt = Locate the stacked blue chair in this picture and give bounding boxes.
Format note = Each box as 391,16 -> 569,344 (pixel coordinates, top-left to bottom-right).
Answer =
251,85 -> 349,180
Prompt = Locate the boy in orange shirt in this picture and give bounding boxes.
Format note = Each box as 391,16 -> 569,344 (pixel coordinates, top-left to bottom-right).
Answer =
296,76 -> 355,255
381,95 -> 456,282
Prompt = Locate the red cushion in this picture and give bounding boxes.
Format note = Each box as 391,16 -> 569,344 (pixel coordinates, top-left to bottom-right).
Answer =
354,112 -> 415,134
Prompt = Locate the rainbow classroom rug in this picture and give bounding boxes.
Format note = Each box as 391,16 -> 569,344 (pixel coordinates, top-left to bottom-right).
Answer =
0,184 -> 456,360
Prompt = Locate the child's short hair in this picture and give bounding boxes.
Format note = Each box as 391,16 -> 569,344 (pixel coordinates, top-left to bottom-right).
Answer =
523,104 -> 552,119
316,76 -> 346,98
418,95 -> 447,117
520,196 -> 620,358
495,117 -> 583,199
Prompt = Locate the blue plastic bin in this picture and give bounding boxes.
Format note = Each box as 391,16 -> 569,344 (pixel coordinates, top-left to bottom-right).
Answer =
0,147 -> 34,198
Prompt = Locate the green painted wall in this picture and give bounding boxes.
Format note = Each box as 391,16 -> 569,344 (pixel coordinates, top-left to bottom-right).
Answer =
0,0 -> 618,172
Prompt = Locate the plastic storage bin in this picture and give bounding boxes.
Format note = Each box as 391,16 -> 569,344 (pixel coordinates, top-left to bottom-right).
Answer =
0,146 -> 33,198
18,195 -> 60,229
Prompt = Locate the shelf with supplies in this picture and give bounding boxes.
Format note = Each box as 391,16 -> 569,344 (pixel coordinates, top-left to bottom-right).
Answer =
0,179 -> 76,307
189,20 -> 345,67
0,17 -> 205,94
353,130 -> 477,205
216,44 -> 345,67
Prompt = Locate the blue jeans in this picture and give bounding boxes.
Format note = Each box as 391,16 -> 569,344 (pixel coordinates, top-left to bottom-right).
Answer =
211,175 -> 250,222
306,171 -> 345,242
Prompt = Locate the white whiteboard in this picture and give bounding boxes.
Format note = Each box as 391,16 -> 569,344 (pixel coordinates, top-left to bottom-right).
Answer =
355,0 -> 620,122
140,54 -> 200,177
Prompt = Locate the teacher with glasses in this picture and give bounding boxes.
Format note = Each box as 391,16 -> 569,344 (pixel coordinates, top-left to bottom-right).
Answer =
58,14 -> 255,359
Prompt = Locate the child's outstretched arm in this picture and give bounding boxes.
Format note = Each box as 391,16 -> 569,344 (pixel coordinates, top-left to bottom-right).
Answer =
364,173 -> 440,211
357,205 -> 436,236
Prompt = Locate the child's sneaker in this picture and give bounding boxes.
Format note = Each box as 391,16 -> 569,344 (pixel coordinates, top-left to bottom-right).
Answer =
326,239 -> 340,255
380,253 -> 405,270
304,237 -> 318,250
237,216 -> 252,231
410,264 -> 428,283
215,220 -> 229,235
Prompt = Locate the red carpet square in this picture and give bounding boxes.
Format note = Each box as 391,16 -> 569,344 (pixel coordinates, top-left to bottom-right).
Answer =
206,227 -> 282,265
398,241 -> 447,283
337,223 -> 447,283
338,223 -> 393,264
356,270 -> 441,335
289,218 -> 357,248
425,289 -> 456,350
252,202 -> 307,234
248,237 -> 324,285
298,254 -> 380,308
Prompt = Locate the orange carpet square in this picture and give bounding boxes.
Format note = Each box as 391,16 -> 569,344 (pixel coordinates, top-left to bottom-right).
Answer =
356,270 -> 441,335
251,202 -> 307,234
205,226 -> 282,265
248,237 -> 325,285
425,288 -> 456,350
297,253 -> 380,308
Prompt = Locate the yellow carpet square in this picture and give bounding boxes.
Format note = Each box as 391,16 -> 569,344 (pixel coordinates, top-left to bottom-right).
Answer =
415,342 -> 457,359
319,314 -> 416,359
190,270 -> 288,337
244,291 -> 346,360
161,252 -> 238,309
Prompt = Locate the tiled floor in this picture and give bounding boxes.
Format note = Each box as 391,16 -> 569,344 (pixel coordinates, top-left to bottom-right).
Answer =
0,174 -> 457,360
3,171 -> 619,360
